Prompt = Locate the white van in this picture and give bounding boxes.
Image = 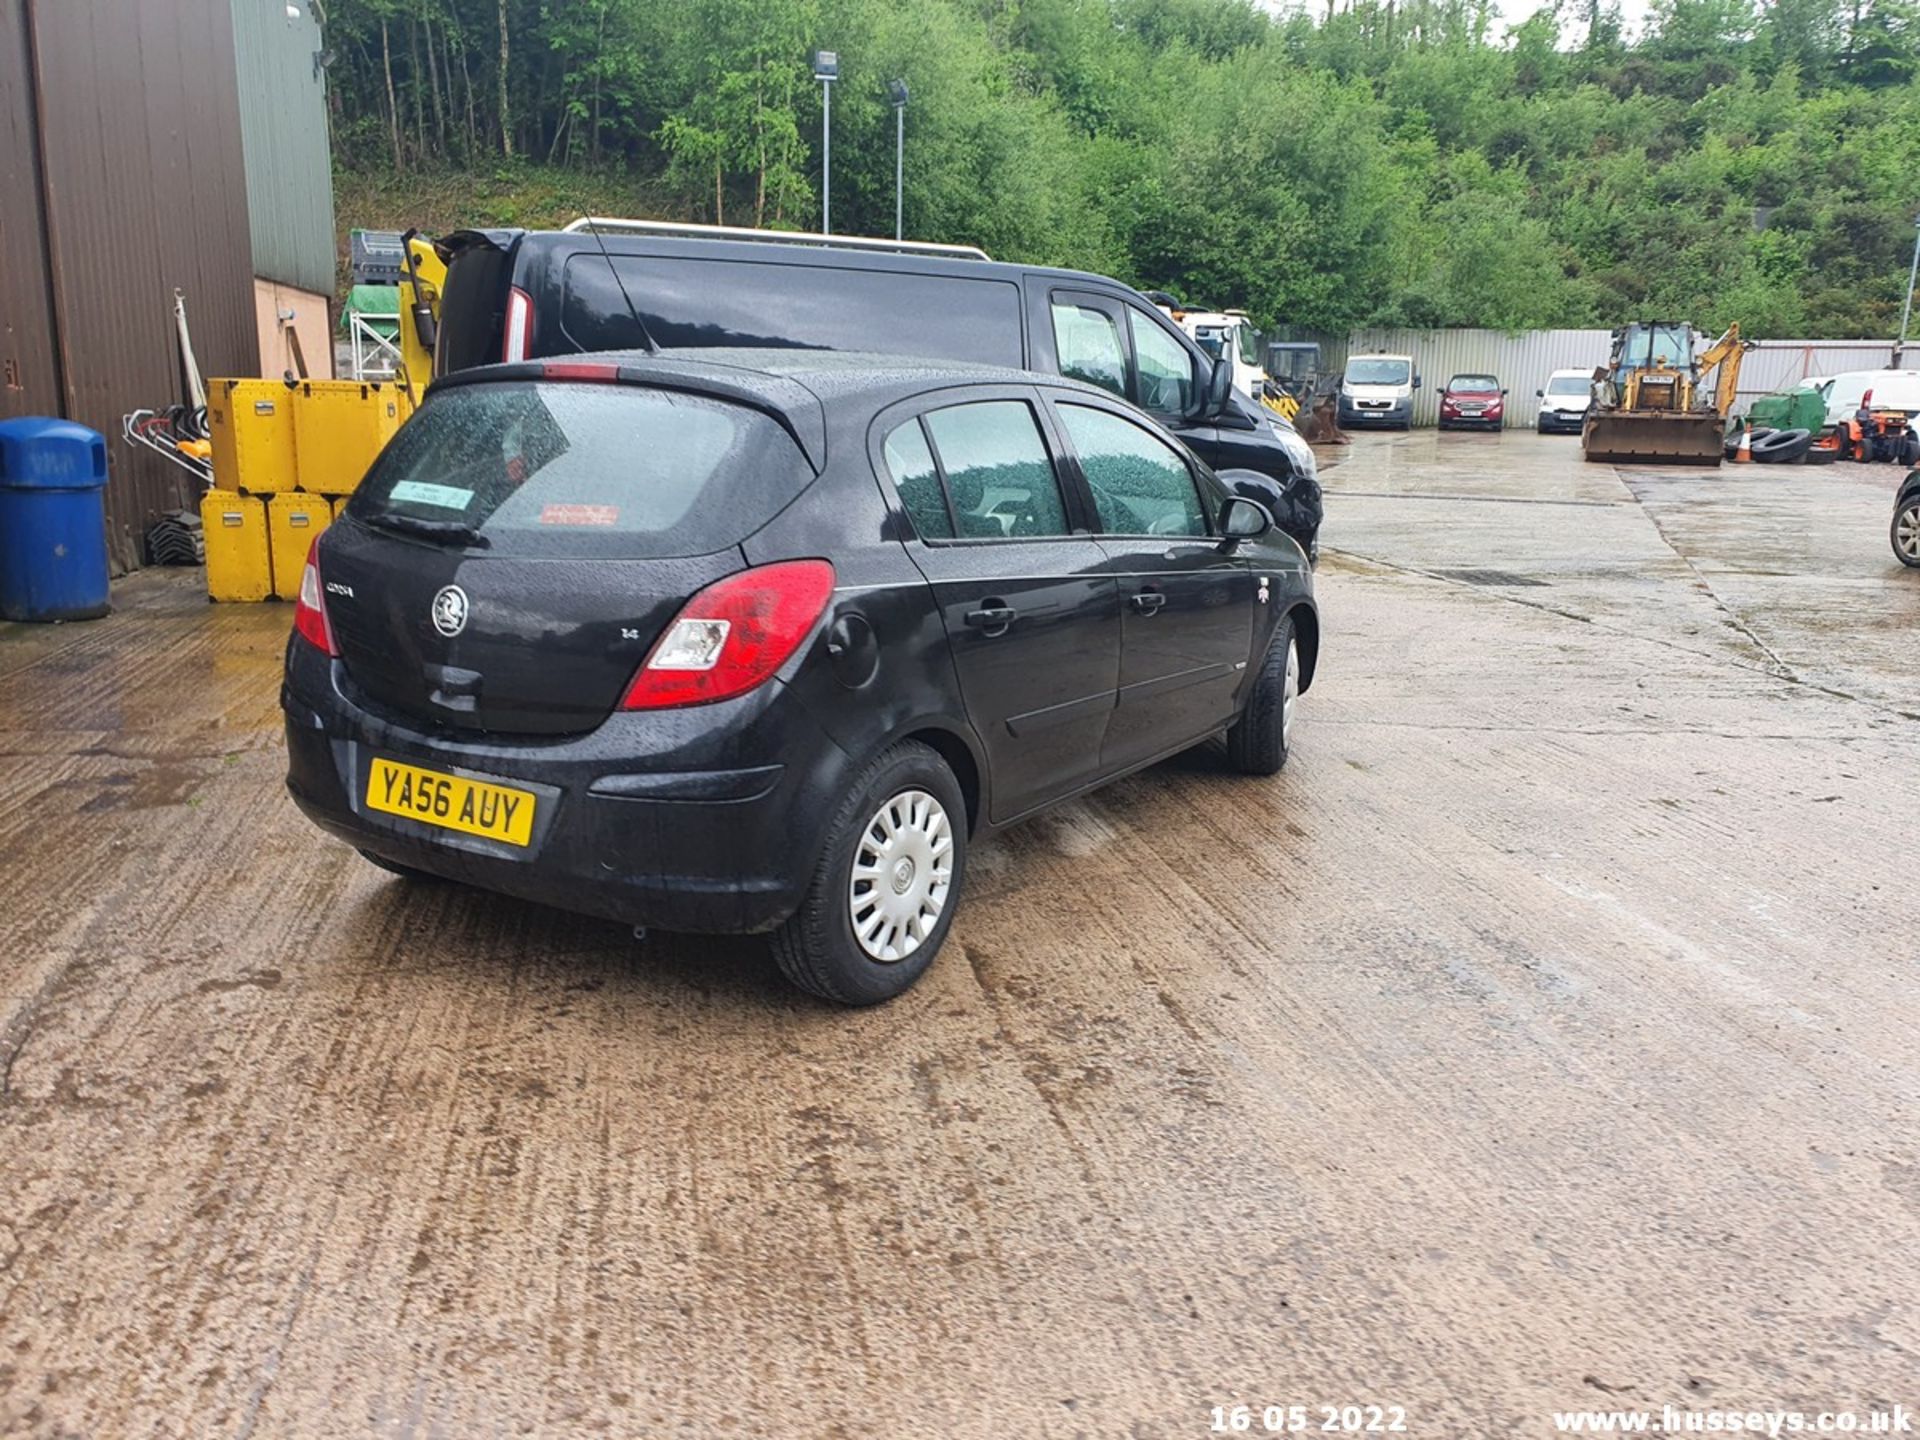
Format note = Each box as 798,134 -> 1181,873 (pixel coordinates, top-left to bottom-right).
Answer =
1338,353 -> 1419,429
1818,370 -> 1920,424
1536,368 -> 1595,434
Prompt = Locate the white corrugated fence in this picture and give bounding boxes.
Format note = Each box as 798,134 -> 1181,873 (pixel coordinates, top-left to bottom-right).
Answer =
1298,328 -> 1916,428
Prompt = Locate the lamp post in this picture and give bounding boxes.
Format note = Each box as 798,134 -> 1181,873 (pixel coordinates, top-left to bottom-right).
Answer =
888,79 -> 909,242
812,51 -> 839,235
1900,209 -> 1920,362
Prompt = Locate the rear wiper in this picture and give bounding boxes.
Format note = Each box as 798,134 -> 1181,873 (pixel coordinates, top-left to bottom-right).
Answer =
365,512 -> 491,548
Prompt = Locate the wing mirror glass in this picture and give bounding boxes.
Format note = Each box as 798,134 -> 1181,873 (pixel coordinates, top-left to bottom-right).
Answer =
1219,495 -> 1272,542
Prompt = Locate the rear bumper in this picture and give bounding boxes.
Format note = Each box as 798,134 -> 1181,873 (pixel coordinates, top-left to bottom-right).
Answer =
281,639 -> 852,934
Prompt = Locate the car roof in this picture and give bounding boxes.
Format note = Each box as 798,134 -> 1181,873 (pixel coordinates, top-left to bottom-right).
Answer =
426,346 -> 1136,471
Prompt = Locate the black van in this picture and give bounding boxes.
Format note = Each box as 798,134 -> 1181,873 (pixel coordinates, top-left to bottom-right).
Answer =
431,221 -> 1323,557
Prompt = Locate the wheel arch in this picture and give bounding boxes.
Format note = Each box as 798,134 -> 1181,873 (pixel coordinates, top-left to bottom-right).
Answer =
864,715 -> 987,836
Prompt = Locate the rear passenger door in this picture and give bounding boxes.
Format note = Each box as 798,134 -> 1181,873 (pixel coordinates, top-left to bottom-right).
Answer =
1049,399 -> 1254,773
875,390 -> 1121,823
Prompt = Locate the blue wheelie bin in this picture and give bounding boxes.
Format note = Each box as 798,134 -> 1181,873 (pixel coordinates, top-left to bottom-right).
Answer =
0,417 -> 112,622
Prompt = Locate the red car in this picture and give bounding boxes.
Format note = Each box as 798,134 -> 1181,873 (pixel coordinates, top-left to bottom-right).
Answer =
1438,374 -> 1507,431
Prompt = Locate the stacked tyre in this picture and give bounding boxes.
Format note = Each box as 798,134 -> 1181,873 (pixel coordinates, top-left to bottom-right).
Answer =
1749,427 -> 1812,464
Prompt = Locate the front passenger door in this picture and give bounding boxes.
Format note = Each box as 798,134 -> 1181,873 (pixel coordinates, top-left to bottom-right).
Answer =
1053,401 -> 1254,773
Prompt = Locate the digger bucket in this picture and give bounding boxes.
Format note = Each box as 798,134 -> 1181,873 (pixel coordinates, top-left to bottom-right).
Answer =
1581,410 -> 1726,466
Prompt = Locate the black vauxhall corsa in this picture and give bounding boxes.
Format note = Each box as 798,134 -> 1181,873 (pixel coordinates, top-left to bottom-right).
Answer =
283,349 -> 1319,1004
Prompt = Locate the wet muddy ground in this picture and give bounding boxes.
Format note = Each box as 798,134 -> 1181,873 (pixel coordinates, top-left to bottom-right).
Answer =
3,432 -> 1917,1437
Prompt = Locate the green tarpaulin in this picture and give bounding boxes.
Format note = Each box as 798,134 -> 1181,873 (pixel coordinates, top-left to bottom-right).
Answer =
339,284 -> 401,336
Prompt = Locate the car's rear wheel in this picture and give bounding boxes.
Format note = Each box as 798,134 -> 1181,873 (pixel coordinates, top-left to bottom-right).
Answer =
1225,613 -> 1300,776
1893,494 -> 1920,568
771,740 -> 967,1005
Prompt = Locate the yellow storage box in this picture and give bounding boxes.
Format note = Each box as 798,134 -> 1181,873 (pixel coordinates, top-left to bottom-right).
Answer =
293,380 -> 406,495
268,492 -> 332,601
200,491 -> 271,603
207,378 -> 298,493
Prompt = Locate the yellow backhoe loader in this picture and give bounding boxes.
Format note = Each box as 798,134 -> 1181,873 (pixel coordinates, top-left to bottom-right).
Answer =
1582,321 -> 1749,466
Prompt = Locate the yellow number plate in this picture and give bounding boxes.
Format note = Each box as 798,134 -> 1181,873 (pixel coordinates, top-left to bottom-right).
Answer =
365,758 -> 536,847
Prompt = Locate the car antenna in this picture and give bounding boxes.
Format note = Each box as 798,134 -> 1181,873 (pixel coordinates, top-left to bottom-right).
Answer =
584,219 -> 659,355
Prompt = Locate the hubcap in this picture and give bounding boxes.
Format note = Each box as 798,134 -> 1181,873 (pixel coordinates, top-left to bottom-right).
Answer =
849,789 -> 953,963
1899,503 -> 1920,561
1281,637 -> 1300,746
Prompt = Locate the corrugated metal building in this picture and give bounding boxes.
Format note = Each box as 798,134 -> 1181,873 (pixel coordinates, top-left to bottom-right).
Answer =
231,0 -> 335,381
0,0 -> 333,572
1321,328 -> 1913,428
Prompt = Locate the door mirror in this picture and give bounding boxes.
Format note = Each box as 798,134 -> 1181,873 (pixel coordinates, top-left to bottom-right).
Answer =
1219,495 -> 1272,542
1202,356 -> 1234,418
1535,388 -> 1544,397
1412,375 -> 1423,390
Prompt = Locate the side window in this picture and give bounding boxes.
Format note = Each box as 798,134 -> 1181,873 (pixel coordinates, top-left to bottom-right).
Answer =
882,418 -> 954,540
922,401 -> 1071,540
1236,323 -> 1261,367
1131,313 -> 1196,415
1059,404 -> 1207,538
1050,301 -> 1127,398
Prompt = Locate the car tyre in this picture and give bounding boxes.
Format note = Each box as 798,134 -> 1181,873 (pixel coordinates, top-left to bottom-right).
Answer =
771,740 -> 967,1006
1750,427 -> 1812,464
1894,491 -> 1920,569
1225,612 -> 1300,777
358,848 -> 440,881
1803,428 -> 1842,465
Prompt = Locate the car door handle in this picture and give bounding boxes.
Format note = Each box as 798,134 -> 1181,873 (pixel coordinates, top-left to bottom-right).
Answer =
963,603 -> 1018,635
1129,591 -> 1167,615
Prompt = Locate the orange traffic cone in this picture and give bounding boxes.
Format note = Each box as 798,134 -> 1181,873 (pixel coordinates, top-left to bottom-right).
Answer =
1734,425 -> 1752,462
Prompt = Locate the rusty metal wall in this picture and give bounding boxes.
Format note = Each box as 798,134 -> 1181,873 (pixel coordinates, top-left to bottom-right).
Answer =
9,0 -> 261,571
0,0 -> 60,420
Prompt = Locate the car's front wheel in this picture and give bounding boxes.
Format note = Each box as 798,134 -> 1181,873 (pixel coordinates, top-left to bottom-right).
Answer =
1225,613 -> 1300,776
771,740 -> 967,1005
1893,492 -> 1920,569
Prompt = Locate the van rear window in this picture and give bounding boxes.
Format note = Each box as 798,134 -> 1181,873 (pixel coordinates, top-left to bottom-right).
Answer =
349,382 -> 811,558
559,253 -> 1024,366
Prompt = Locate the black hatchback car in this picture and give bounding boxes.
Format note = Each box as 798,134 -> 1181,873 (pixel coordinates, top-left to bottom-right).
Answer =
284,350 -> 1319,1004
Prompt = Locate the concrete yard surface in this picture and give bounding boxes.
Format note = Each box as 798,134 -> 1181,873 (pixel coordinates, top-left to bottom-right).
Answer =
1,432 -> 1917,1437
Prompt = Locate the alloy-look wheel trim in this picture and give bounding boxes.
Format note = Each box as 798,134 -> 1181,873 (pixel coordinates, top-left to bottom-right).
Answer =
1281,637 -> 1300,747
1898,502 -> 1920,562
848,788 -> 953,963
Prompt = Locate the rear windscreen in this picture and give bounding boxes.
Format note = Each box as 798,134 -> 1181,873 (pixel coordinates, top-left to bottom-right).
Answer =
558,252 -> 1024,366
348,382 -> 812,558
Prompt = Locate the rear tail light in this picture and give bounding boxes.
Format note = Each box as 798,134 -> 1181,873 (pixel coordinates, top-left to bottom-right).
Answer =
502,286 -> 533,362
292,537 -> 338,656
620,559 -> 835,710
